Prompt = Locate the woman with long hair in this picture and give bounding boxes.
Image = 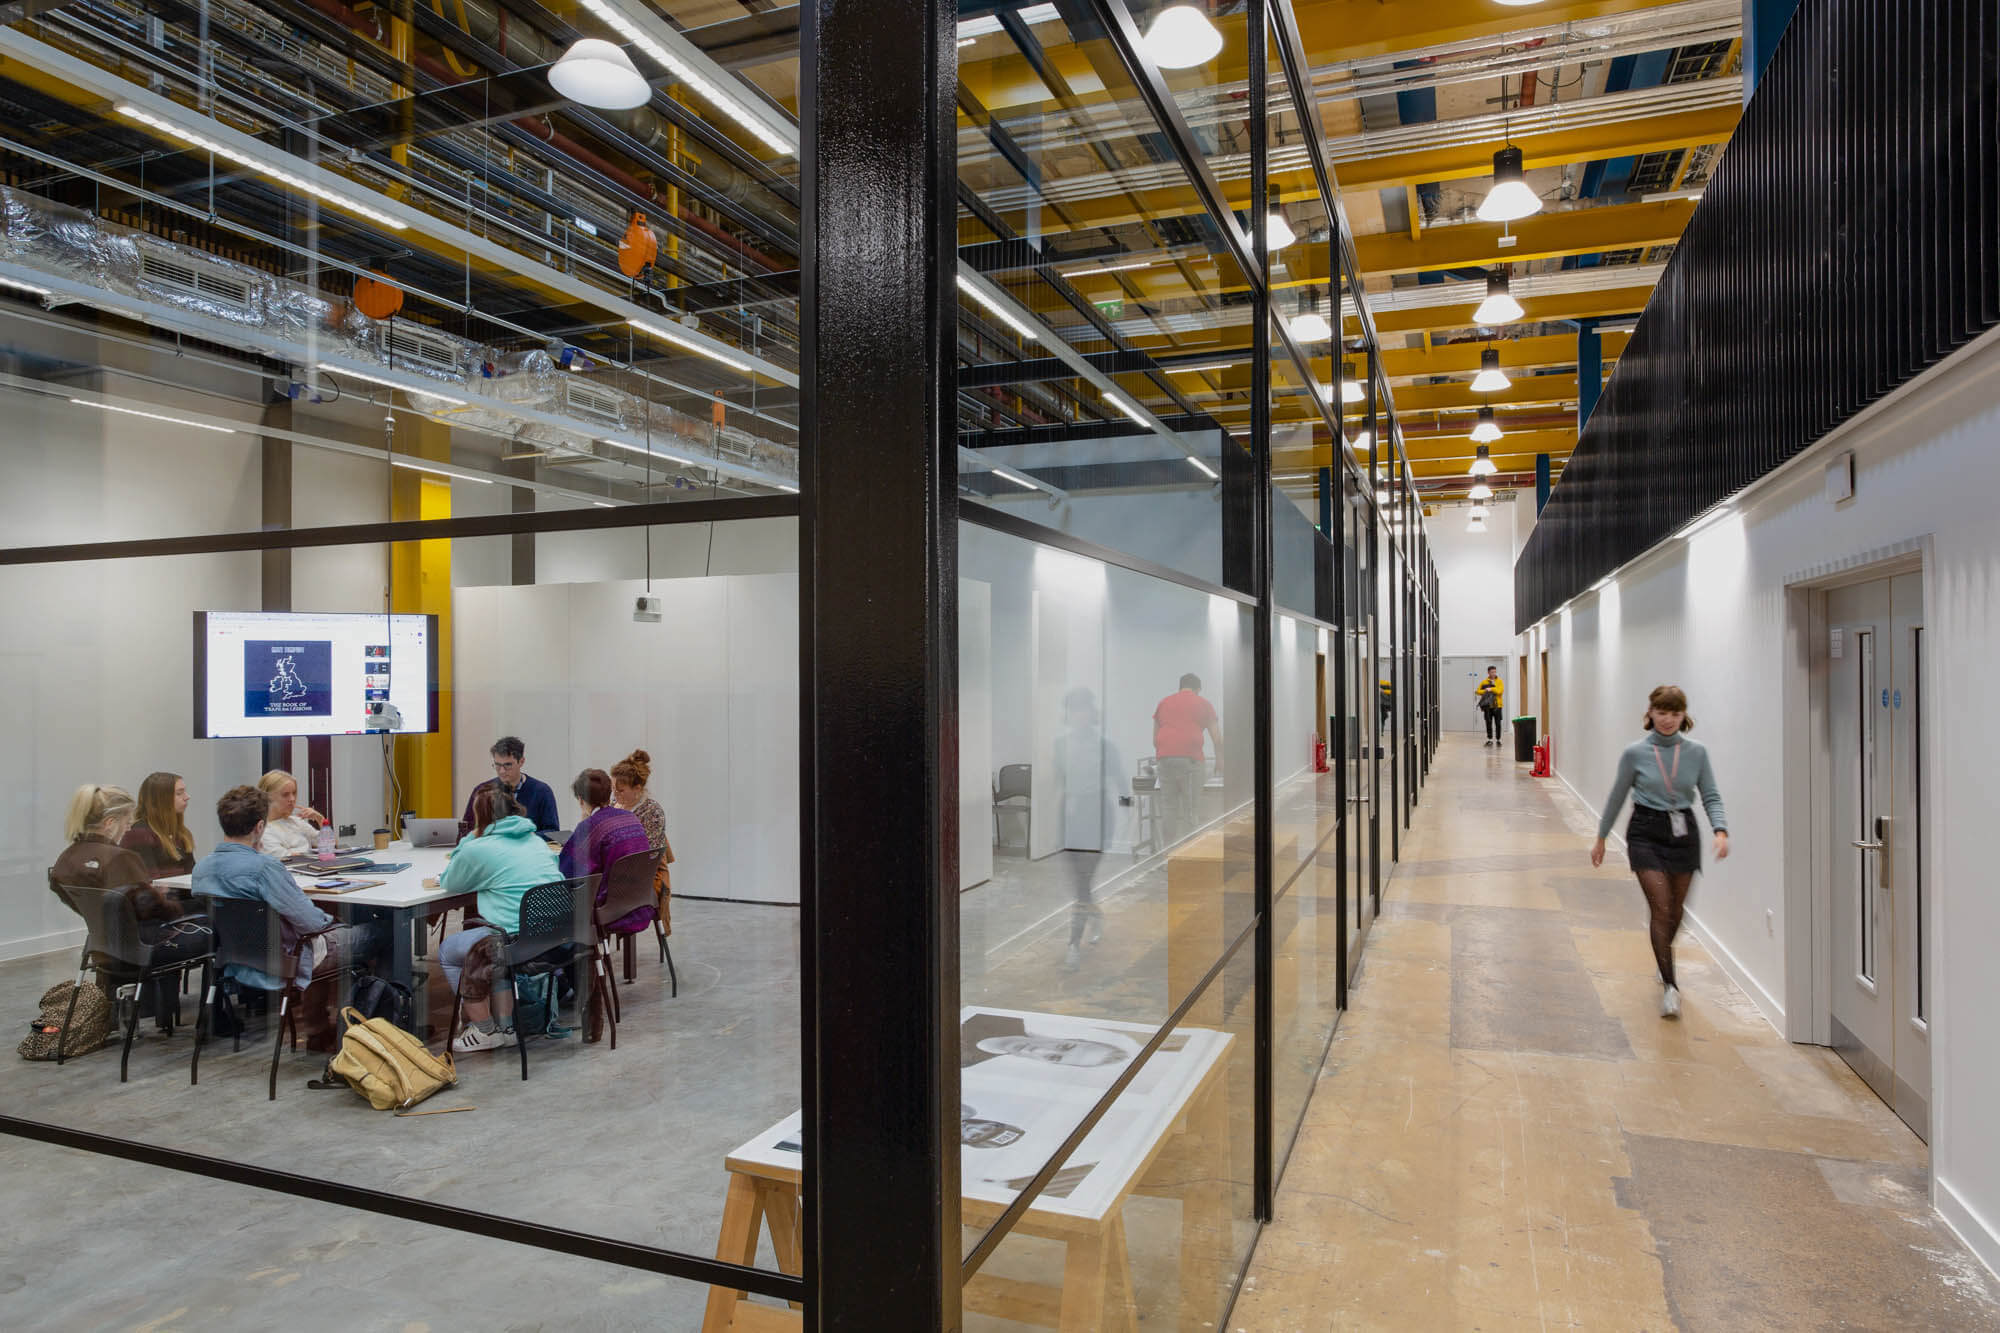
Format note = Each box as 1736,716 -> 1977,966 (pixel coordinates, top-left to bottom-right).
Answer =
1591,685 -> 1729,1018
52,784 -> 211,1030
123,771 -> 197,878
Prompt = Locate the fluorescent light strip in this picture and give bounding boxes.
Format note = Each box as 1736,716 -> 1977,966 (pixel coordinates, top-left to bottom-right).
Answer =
575,0 -> 793,156
1101,390 -> 1151,428
318,362 -> 468,406
992,467 -> 1039,491
1061,258 -> 1154,277
775,483 -> 800,494
954,273 -> 1038,342
593,501 -> 616,509
956,3 -> 1058,39
1187,456 -> 1218,480
1171,361 -> 1234,374
597,435 -> 696,467
0,275 -> 51,296
629,318 -> 754,373
391,458 -> 492,484
116,105 -> 407,232
69,396 -> 237,434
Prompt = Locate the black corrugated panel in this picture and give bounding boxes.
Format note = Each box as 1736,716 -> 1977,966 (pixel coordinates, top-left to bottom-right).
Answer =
1515,0 -> 2000,631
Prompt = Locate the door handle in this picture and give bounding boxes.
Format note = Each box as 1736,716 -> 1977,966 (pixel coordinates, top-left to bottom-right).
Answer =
1851,815 -> 1891,890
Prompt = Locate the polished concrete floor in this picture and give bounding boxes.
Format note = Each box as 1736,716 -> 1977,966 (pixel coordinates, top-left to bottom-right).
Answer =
1231,733 -> 2000,1332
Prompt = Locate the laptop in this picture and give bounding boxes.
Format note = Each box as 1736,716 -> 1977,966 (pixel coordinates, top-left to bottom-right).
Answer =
405,818 -> 461,849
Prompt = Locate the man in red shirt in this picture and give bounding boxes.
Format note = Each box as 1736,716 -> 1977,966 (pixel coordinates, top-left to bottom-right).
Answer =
1153,673 -> 1222,845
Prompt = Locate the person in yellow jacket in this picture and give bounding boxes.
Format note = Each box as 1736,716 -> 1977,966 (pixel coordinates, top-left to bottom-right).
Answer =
1476,666 -> 1505,747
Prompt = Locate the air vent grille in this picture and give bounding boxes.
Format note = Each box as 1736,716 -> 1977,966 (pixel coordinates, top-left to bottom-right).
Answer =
138,249 -> 256,314
384,321 -> 464,374
562,377 -> 627,425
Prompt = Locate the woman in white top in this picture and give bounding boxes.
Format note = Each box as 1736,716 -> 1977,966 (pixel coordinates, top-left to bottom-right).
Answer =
256,769 -> 326,858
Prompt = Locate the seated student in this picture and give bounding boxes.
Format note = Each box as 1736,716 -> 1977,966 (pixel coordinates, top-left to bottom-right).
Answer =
256,770 -> 326,859
123,771 -> 197,879
561,769 -> 654,1042
193,785 -> 383,1052
460,735 -> 561,837
52,783 -> 210,1031
435,787 -> 561,1056
610,748 -> 675,924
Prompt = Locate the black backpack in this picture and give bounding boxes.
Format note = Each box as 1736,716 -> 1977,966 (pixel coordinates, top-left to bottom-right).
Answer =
346,972 -> 414,1031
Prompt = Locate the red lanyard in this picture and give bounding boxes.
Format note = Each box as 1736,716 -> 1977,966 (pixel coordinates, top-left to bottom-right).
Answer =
1650,741 -> 1681,802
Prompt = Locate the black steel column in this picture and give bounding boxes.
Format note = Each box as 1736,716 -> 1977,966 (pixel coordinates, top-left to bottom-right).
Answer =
1386,442 -> 1399,865
260,398 -> 293,778
801,0 -> 960,1325
1364,359 -> 1380,909
1247,0 -> 1274,1226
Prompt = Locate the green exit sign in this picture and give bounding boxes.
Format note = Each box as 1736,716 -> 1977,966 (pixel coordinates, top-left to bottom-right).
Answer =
1094,297 -> 1124,320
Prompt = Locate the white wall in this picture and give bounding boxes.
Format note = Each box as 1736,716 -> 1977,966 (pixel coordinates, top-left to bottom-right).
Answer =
0,382 -> 264,958
1519,327 -> 2000,1277
453,574 -> 799,904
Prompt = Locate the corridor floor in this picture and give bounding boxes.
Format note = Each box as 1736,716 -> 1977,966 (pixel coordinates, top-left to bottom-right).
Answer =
1231,733 -> 2000,1332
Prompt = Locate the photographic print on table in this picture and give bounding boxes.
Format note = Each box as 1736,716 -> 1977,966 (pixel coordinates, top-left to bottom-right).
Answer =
961,1007 -> 1191,1098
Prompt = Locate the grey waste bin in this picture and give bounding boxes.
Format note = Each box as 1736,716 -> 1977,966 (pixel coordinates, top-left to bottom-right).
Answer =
1512,715 -> 1538,763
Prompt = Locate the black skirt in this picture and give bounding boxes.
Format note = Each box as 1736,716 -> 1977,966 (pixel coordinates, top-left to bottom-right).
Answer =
1627,805 -> 1701,874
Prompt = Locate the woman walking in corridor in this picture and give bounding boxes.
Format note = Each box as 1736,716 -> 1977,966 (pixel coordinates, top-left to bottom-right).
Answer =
1591,685 -> 1729,1018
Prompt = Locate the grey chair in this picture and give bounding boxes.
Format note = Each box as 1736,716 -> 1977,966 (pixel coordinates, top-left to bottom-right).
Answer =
992,764 -> 1032,850
444,876 -> 598,1080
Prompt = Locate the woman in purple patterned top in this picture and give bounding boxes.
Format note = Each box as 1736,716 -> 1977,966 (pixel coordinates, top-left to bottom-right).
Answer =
559,768 -> 656,934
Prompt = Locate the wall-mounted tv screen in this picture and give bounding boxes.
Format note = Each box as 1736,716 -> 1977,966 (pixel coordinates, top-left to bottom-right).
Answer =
193,611 -> 438,739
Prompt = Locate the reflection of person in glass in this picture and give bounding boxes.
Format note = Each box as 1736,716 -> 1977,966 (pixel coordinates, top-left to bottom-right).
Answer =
1152,673 -> 1221,846
960,1104 -> 1026,1149
1054,686 -> 1119,971
975,1034 -> 1130,1067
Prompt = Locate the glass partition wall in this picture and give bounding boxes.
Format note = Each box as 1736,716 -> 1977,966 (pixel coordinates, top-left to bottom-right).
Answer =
0,0 -> 1435,1326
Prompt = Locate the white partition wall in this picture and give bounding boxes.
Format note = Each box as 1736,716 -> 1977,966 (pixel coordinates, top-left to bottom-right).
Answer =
453,574 -> 800,904
959,579 -> 994,890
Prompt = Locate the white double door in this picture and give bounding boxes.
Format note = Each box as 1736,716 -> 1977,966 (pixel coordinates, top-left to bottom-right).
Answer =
1825,572 -> 1929,1140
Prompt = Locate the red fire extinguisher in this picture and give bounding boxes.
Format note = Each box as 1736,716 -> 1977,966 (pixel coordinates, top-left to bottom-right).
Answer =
1531,734 -> 1553,778
1311,732 -> 1330,773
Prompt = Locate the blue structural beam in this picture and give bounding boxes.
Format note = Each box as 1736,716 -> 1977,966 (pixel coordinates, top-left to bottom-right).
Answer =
1746,0 -> 1802,91
1577,321 -> 1604,429
1536,453 -> 1551,514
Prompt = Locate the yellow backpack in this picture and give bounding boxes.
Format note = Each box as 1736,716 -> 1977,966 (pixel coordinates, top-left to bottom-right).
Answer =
325,1006 -> 457,1110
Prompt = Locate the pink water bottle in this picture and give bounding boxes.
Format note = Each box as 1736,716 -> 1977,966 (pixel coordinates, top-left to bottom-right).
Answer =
316,823 -> 336,863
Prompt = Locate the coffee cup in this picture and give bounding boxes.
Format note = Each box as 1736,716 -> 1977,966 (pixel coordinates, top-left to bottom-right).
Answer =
373,828 -> 391,851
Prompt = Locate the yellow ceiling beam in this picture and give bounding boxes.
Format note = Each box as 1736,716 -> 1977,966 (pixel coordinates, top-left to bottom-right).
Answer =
1274,440 -> 1576,472
1355,200 -> 1696,276
1353,287 -> 1656,339
1294,0 -> 1677,66
1393,373 -> 1585,413
1380,330 -> 1627,379
1336,111 -> 1739,195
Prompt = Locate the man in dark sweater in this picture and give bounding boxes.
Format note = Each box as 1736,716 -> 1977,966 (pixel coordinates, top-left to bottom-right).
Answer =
459,735 -> 561,835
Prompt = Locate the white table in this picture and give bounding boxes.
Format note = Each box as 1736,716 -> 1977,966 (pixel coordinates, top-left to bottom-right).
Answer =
158,843 -> 469,1035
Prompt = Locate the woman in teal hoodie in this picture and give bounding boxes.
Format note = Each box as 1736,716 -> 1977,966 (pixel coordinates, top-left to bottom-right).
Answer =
438,787 -> 561,1054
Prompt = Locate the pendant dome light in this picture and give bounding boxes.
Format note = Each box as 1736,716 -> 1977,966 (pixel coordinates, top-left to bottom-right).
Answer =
1142,4 -> 1223,69
1469,442 -> 1499,476
1468,502 -> 1490,520
1287,295 -> 1332,344
1467,480 -> 1495,501
1467,513 -> 1489,533
549,38 -> 652,110
1341,364 -> 1365,403
1472,271 -> 1524,326
1477,145 -> 1542,223
1470,346 -> 1511,393
1263,185 -> 1295,252
1470,408 -> 1503,444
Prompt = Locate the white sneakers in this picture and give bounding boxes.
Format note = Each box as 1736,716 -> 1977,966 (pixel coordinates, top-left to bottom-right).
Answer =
1661,984 -> 1681,1019
451,1023 -> 516,1054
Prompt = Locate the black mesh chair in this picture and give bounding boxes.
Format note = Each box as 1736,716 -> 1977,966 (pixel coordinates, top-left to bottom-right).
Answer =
992,764 -> 1032,849
597,845 -> 666,999
49,878 -> 213,1084
445,876 -> 597,1081
199,894 -> 350,1100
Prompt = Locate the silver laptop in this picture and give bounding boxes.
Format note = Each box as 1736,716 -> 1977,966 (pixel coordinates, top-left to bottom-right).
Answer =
405,817 -> 461,849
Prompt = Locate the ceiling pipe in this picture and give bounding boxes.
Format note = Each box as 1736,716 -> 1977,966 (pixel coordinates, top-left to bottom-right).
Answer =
288,0 -> 792,271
